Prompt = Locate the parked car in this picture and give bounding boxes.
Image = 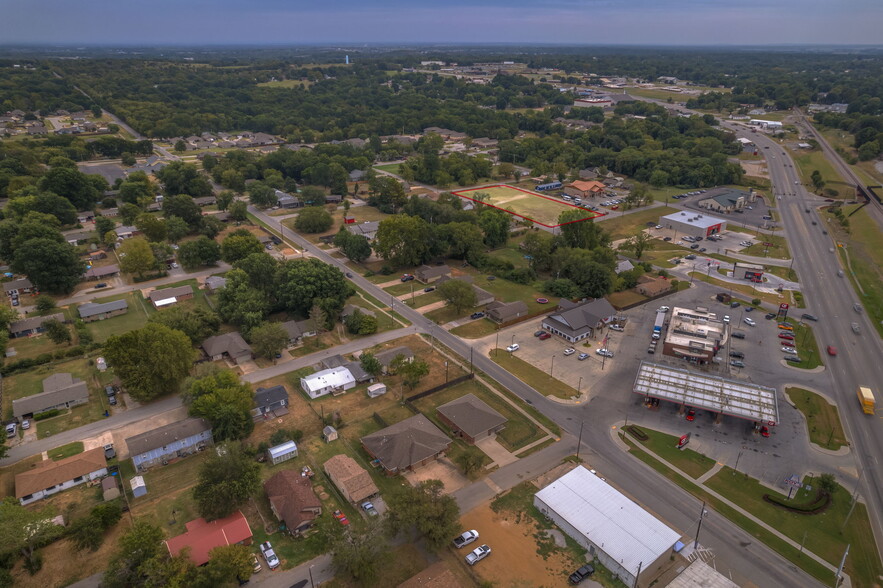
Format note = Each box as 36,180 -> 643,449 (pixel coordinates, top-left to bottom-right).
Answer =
731,331 -> 746,339
333,510 -> 350,525
743,318 -> 756,326
5,423 -> 16,438
610,324 -> 624,331
744,306 -> 754,312
569,564 -> 595,585
729,351 -> 744,359
423,286 -> 435,293
657,306 -> 670,313
730,301 -> 741,308
108,394 -> 117,406
470,312 -> 485,320
785,355 -> 802,362
686,409 -> 696,421
684,254 -> 696,260
595,348 -> 614,358
760,426 -> 770,438
361,501 -> 379,517
730,360 -> 745,368
777,325 -> 793,331
538,332 -> 552,340
345,272 -> 353,278
506,343 -> 520,352
781,347 -> 797,353
453,530 -> 479,548
95,282 -> 108,288
534,330 -> 545,337
21,419 -> 30,430
723,315 -> 730,324
801,314 -> 818,321
251,553 -> 262,573
563,347 -> 576,356
465,545 -> 491,565
105,385 -> 116,397
259,541 -> 280,570
400,274 -> 415,282
765,312 -> 777,320
578,353 -> 589,361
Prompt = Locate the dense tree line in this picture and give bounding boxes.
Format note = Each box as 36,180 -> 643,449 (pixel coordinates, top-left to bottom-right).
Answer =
814,111 -> 883,161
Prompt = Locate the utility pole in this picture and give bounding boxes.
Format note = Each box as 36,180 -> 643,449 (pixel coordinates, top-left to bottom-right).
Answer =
577,376 -> 582,395
550,355 -> 555,378
576,421 -> 584,461
693,501 -> 707,549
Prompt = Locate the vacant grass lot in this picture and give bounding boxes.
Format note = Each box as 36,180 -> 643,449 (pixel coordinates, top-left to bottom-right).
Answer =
490,350 -> 577,400
453,185 -> 600,228
86,291 -> 153,342
792,149 -> 853,199
627,426 -> 716,479
595,205 -> 677,241
450,317 -> 498,339
785,388 -> 848,451
373,163 -> 402,174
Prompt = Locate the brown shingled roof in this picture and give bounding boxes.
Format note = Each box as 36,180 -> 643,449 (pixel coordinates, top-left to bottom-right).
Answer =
15,447 -> 107,499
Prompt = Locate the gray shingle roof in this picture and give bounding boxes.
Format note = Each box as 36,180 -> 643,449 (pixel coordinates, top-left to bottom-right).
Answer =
8,312 -> 64,335
361,415 -> 451,472
125,417 -> 212,456
78,299 -> 128,318
437,394 -> 507,438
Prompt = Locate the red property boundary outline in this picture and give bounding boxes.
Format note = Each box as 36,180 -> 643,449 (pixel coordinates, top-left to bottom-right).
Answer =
450,184 -> 606,228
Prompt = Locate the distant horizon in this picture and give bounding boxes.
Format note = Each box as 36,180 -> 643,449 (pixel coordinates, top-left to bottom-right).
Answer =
3,42 -> 883,50
2,1 -> 880,46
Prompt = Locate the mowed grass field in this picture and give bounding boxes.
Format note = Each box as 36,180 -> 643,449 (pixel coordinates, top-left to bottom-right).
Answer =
453,185 -> 602,227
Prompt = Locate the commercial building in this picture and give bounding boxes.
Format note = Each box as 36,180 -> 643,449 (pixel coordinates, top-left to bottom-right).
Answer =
662,307 -> 726,364
658,211 -> 727,239
534,466 -> 681,588
633,361 -> 779,426
697,189 -> 752,213
542,298 -> 616,342
749,119 -> 783,129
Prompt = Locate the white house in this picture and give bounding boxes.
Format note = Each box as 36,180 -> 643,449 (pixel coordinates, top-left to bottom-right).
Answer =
16,448 -> 108,505
300,367 -> 356,399
534,466 -> 681,588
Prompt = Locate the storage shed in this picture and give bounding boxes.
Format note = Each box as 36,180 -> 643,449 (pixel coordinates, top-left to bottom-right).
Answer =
323,426 -> 339,443
130,476 -> 147,498
367,383 -> 387,398
267,440 -> 298,465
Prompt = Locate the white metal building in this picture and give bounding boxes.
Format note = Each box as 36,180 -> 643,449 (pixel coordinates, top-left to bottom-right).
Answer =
633,361 -> 779,425
534,466 -> 681,587
659,211 -> 727,239
267,440 -> 298,465
300,367 -> 356,399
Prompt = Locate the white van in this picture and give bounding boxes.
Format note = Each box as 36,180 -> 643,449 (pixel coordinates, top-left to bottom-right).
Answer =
6,423 -> 17,438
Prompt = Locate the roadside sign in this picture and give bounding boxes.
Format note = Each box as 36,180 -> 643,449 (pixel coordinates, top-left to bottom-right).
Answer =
763,242 -> 774,247
677,433 -> 691,449
779,303 -> 789,310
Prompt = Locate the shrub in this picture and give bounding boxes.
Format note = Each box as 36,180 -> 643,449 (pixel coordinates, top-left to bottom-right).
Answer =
34,409 -> 62,421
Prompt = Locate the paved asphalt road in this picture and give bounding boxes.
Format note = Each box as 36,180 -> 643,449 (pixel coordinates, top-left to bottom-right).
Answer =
249,205 -> 823,588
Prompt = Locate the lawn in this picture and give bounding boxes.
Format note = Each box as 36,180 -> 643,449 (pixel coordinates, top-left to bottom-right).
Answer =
86,291 -> 153,342
620,434 -> 835,585
449,317 -> 497,339
412,379 -> 546,452
373,163 -> 402,174
792,148 -> 853,199
626,426 -> 715,479
785,388 -> 848,451
4,332 -> 70,362
595,206 -> 678,241
256,79 -> 312,88
488,245 -> 531,269
47,441 -> 84,460
736,230 -> 791,260
490,350 -> 578,400
424,269 -> 549,324
787,322 -> 823,370
452,185 -> 602,228
706,467 -> 881,587
150,278 -> 212,311
687,271 -> 790,307
647,186 -> 690,203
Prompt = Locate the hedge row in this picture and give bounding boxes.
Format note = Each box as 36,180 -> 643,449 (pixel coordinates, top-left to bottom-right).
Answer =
763,491 -> 831,515
0,345 -> 99,376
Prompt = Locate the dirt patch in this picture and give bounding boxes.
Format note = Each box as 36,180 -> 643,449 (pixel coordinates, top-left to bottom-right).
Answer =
460,505 -> 580,588
403,457 -> 469,493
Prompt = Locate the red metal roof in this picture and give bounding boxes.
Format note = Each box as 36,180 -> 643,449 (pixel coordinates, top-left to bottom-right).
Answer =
165,510 -> 252,566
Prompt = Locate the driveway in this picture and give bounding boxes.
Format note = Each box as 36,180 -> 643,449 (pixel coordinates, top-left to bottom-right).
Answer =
475,436 -> 517,468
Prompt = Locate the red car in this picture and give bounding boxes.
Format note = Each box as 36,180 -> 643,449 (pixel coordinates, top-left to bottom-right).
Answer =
760,426 -> 770,438
333,510 -> 350,526
686,409 -> 696,422
778,333 -> 794,340
827,346 -> 838,356
538,332 -> 551,340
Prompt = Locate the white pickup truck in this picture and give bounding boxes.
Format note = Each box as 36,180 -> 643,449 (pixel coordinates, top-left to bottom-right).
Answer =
465,544 -> 491,565
453,530 -> 478,548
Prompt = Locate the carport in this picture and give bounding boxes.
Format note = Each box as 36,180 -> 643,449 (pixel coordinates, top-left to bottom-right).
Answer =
632,361 -> 779,426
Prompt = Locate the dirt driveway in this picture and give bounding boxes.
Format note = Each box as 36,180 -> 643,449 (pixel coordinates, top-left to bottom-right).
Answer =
460,504 -> 586,588
403,457 -> 469,493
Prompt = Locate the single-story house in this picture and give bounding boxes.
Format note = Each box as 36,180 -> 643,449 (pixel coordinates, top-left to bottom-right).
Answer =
204,276 -> 227,292
78,299 -> 129,322
437,393 -> 508,444
349,169 -> 366,182
320,354 -> 348,370
201,332 -> 253,364
374,346 -> 414,375
415,264 -> 451,284
89,251 -> 107,261
635,275 -> 672,297
113,225 -> 138,239
13,372 -> 89,419
267,440 -> 298,465
361,415 -> 451,475
66,231 -> 93,246
253,385 -> 289,420
324,454 -> 379,503
564,180 -> 606,199
486,300 -> 529,324
99,208 -> 119,218
264,471 -> 321,535
148,285 -> 194,308
344,361 -> 373,384
325,194 -> 343,204
542,298 -> 617,343
276,194 -> 302,209
125,417 -> 213,470
3,277 -> 33,296
300,367 -> 356,399
84,264 -> 121,280
472,137 -> 498,149
281,319 -> 317,346
193,196 -> 217,207
345,221 -> 380,241
165,511 -> 253,566
615,259 -> 635,275
15,447 -> 108,505
8,312 -> 65,338
578,168 -> 599,180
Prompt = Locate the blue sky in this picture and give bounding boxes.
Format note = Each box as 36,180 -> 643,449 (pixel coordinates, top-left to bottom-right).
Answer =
2,0 -> 881,45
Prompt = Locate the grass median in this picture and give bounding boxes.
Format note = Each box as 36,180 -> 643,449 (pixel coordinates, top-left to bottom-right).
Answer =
626,426 -> 715,479
785,388 -> 848,451
490,350 -> 578,400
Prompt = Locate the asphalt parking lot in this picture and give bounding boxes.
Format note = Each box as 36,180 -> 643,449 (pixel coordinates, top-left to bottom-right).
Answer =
676,187 -> 777,230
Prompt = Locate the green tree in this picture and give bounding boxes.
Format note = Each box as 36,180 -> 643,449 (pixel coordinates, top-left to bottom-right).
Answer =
811,169 -> 825,190
440,221 -> 484,260
275,258 -> 351,317
166,216 -> 190,243
329,519 -> 389,585
120,152 -> 136,167
479,209 -> 510,248
178,236 -> 221,270
818,473 -> 837,496
94,216 -> 116,239
200,544 -> 253,587
103,521 -> 167,588
375,215 -> 432,268
105,323 -> 195,402
148,306 -> 220,344
34,294 -> 57,314
360,352 -> 382,376
438,279 -> 477,314
186,371 -> 255,441
118,237 -> 157,278
333,230 -> 372,262
156,161 -> 213,197
12,238 -> 83,294
247,183 -> 277,208
68,501 -> 122,552
193,442 -> 261,521
387,479 -> 460,551
294,206 -> 333,233
233,252 -> 279,295
164,194 -> 203,226
43,318 -> 71,345
134,213 -> 167,242
249,322 -> 288,360
620,232 -> 654,260
228,200 -> 248,221
221,230 -> 264,263
216,190 -> 235,211
396,358 -> 430,389
37,166 -> 99,210
119,203 -> 141,226
558,209 -> 608,250
300,185 -> 327,206
0,497 -> 65,575
217,269 -> 270,334
174,140 -> 187,152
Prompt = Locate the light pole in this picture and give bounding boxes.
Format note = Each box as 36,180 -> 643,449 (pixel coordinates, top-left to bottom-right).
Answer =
550,355 -> 555,378
444,361 -> 449,384
576,420 -> 584,461
693,501 -> 708,549
577,376 -> 582,395
309,564 -> 315,588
